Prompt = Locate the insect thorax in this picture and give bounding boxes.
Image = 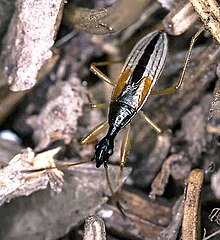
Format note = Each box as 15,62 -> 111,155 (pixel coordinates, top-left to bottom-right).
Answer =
108,101 -> 135,134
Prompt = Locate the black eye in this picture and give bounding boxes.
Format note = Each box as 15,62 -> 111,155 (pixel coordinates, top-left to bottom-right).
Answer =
108,149 -> 113,155
95,144 -> 99,150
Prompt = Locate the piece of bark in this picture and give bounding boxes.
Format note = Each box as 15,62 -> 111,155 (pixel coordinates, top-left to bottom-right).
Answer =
27,75 -> 89,151
0,50 -> 59,124
83,215 -> 106,240
0,0 -> 64,91
0,148 -> 64,206
157,196 -> 184,240
149,152 -> 190,199
190,0 -> 220,44
0,154 -> 131,240
64,0 -> 151,35
163,1 -> 198,36
182,169 -> 204,240
98,189 -> 172,239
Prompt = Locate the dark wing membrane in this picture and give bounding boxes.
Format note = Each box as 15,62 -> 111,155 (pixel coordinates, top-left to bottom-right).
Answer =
130,33 -> 160,84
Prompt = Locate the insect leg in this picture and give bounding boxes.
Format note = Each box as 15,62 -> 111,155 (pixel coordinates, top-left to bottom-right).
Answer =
105,165 -> 116,198
90,103 -> 109,109
117,125 -> 131,218
139,111 -> 163,134
90,61 -> 122,86
120,125 -> 131,169
81,120 -> 108,145
151,25 -> 205,96
86,94 -> 109,109
105,165 -> 127,220
20,159 -> 91,173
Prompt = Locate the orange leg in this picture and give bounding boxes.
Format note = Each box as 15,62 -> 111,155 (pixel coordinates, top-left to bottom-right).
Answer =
86,93 -> 109,109
105,164 -> 127,219
139,111 -> 163,134
80,120 -> 109,145
90,103 -> 109,109
20,159 -> 91,173
120,125 -> 131,169
90,60 -> 122,86
118,125 -> 131,209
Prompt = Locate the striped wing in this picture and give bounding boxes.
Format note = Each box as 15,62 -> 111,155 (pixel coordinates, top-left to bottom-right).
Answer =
111,31 -> 168,110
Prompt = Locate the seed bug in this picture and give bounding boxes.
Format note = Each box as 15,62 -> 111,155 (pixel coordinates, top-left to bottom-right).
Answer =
21,27 -> 205,205
81,28 -> 204,171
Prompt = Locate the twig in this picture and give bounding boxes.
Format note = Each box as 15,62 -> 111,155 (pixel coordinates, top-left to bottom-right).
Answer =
63,0 -> 151,35
83,215 -> 106,240
157,196 -> 184,240
149,152 -> 189,199
0,0 -> 64,91
203,228 -> 220,240
163,1 -> 198,35
182,169 -> 204,240
190,0 -> 220,44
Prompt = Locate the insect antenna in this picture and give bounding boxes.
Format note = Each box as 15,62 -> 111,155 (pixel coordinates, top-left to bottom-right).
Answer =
20,159 -> 91,173
21,156 -> 129,220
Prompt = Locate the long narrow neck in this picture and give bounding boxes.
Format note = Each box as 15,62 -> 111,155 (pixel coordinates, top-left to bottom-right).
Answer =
106,125 -> 118,139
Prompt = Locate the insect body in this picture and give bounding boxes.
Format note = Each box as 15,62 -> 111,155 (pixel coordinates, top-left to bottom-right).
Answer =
20,27 -> 205,212
87,31 -> 168,168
